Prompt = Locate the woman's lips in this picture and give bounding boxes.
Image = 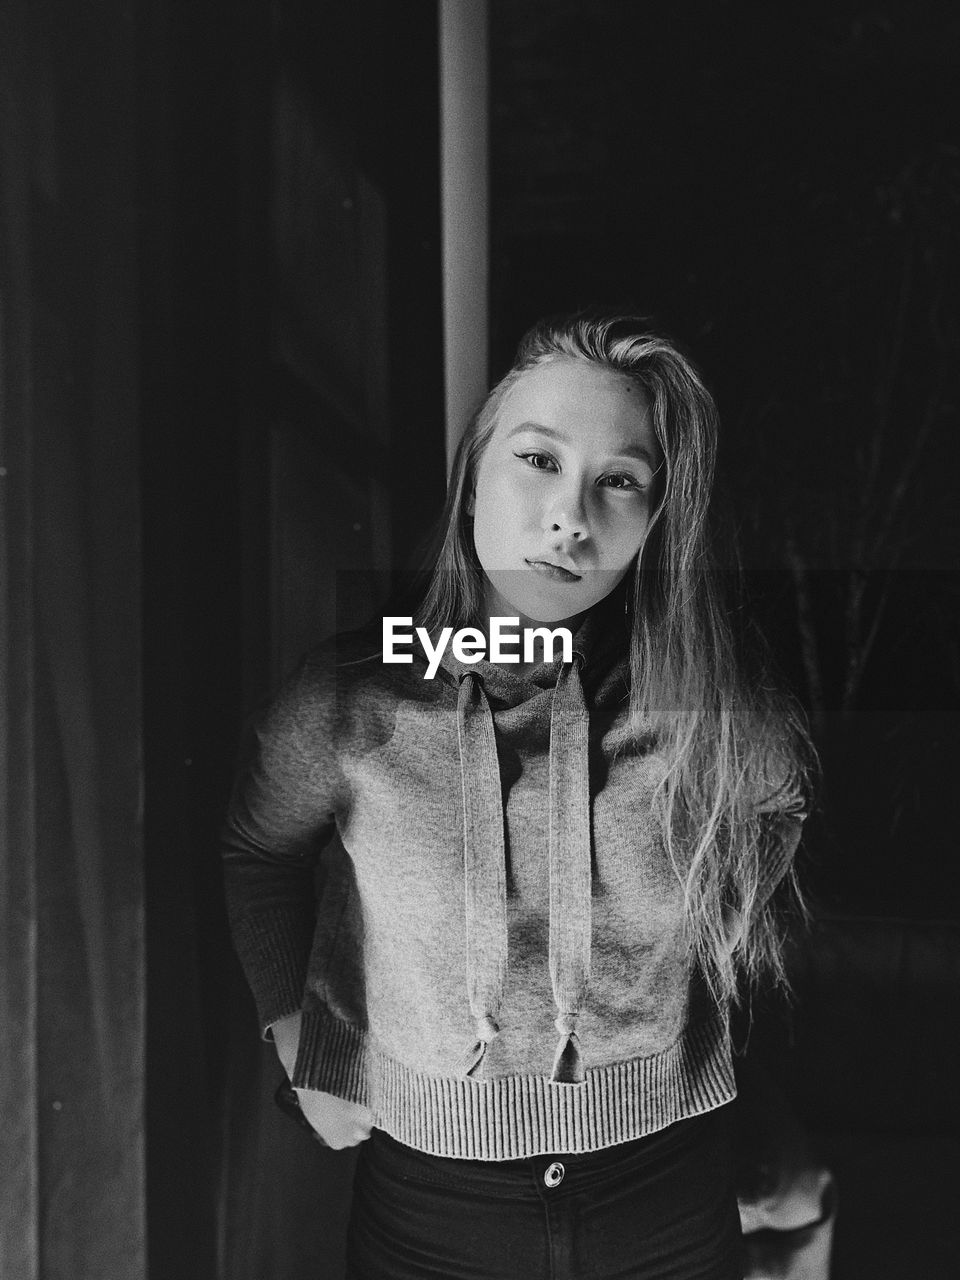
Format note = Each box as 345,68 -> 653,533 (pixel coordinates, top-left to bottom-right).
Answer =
524,558 -> 582,583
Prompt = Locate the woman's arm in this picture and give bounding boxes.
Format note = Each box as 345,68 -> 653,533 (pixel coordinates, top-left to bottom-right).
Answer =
753,809 -> 806,911
750,739 -> 810,911
224,653 -> 374,1149
221,654 -> 345,1039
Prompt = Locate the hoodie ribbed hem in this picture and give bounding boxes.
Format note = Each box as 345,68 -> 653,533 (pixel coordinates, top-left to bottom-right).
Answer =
291,1007 -> 736,1160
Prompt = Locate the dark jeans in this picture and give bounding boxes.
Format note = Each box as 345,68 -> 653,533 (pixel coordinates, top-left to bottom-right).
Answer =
346,1106 -> 743,1279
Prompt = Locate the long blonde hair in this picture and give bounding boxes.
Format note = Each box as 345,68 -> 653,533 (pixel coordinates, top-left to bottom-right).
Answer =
416,311 -> 816,1006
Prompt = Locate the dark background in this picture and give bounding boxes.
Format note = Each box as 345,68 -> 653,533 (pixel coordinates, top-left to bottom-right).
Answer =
1,1 -> 957,1277
490,0 -> 960,922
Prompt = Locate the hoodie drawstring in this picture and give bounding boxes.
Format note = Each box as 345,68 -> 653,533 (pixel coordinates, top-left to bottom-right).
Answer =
547,657 -> 591,1083
455,660 -> 592,1085
455,672 -> 508,1077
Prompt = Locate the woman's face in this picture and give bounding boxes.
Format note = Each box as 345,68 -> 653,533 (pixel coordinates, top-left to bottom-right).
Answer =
470,358 -> 662,631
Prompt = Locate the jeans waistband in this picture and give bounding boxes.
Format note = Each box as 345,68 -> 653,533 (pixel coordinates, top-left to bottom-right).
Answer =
367,1106 -> 730,1198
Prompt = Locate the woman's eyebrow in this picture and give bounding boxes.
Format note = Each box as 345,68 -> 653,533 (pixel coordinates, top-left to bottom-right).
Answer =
505,421 -> 656,468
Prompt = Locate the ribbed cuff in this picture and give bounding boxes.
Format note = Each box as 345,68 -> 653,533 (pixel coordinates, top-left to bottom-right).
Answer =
292,1003 -> 371,1100
230,906 -> 314,1038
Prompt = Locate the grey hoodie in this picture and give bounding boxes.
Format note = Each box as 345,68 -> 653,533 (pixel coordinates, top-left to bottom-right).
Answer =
221,600 -> 805,1159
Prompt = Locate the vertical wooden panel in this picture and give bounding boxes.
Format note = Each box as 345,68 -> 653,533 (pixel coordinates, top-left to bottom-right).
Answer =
269,71 -> 393,667
135,0 -> 272,1275
0,13 -> 40,1275
0,1 -> 145,1277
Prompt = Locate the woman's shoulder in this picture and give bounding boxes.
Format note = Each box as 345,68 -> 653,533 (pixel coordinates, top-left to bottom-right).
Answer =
298,624 -> 384,687
298,621 -> 436,695
287,621 -> 444,751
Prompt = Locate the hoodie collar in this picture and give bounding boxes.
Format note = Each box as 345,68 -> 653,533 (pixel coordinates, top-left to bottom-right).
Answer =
438,588 -> 629,706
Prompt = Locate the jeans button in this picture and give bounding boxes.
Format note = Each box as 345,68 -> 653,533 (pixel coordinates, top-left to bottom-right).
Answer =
543,1161 -> 565,1188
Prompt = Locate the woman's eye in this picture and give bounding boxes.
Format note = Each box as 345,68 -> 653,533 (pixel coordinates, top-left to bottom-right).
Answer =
515,451 -> 557,472
600,472 -> 644,492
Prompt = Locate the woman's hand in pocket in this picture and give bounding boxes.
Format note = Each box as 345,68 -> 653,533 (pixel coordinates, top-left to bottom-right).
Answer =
295,1088 -> 375,1149
270,1011 -> 374,1149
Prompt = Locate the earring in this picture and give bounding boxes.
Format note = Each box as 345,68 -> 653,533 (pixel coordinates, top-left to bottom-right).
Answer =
624,573 -> 636,624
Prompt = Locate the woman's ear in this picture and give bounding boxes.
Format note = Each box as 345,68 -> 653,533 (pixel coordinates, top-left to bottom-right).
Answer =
466,489 -> 476,517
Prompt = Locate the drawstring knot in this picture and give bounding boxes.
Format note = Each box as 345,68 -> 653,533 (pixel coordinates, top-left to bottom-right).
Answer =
554,1012 -> 578,1037
550,1023 -> 585,1085
476,1014 -> 500,1042
454,1013 -> 503,1079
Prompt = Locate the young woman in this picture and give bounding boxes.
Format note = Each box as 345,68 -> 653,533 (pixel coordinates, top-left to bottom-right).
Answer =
222,312 -> 814,1279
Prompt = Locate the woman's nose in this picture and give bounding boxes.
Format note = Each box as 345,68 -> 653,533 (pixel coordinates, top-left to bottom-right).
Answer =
546,485 -> 589,540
